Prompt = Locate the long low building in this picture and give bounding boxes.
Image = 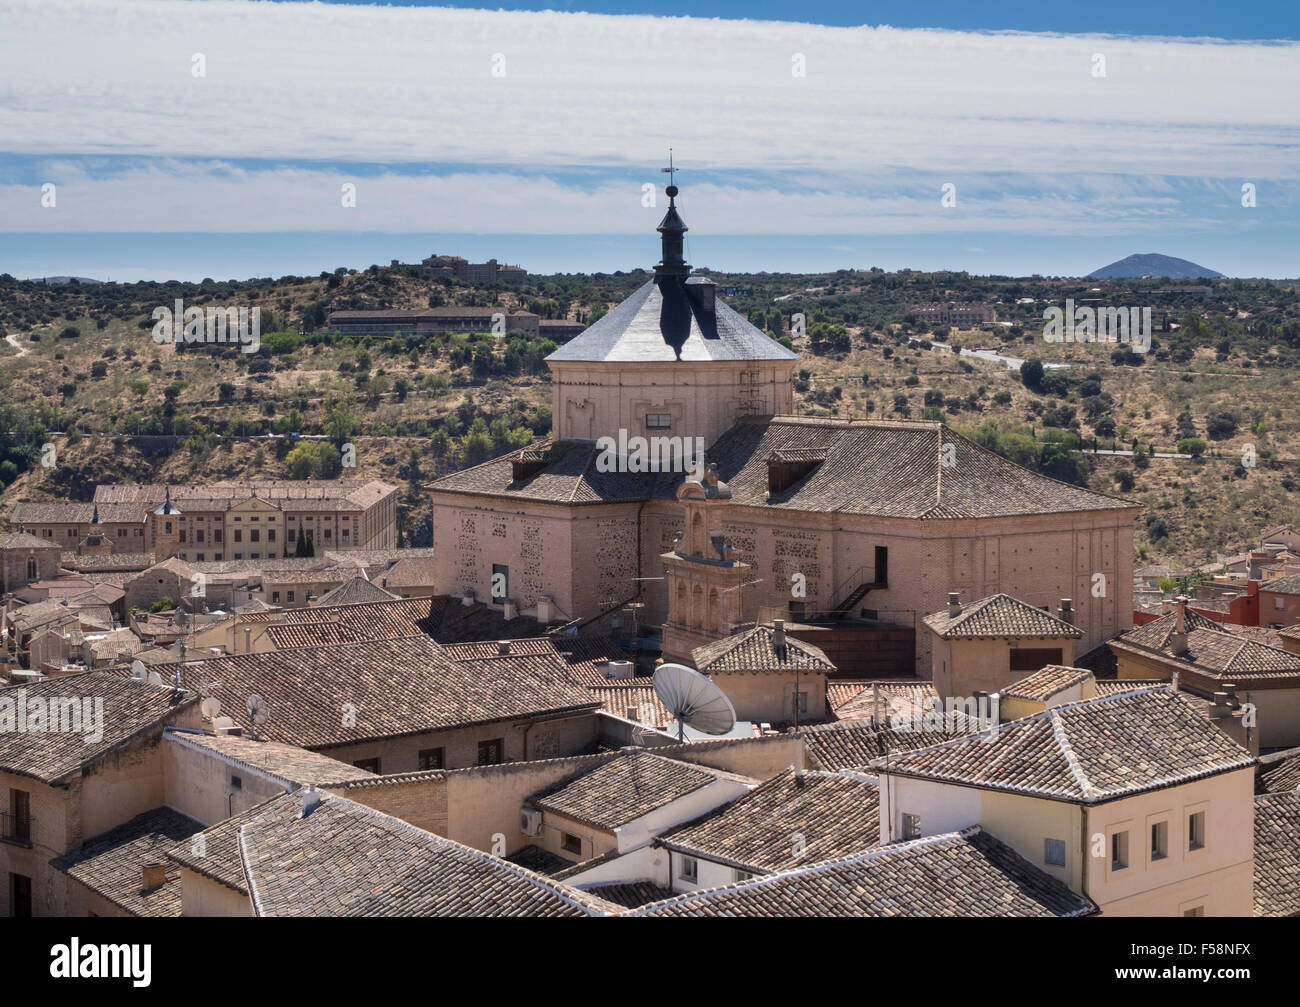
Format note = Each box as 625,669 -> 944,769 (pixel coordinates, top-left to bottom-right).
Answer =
326,307 -> 539,338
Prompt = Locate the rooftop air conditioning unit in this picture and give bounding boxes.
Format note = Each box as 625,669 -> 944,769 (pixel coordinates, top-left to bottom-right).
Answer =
605,659 -> 634,680
520,807 -> 542,837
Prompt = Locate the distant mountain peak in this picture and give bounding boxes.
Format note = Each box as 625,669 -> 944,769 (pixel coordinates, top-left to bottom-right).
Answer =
1089,254 -> 1223,280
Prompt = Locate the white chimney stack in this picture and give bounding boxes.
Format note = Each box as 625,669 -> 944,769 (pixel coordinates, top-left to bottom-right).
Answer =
948,592 -> 961,617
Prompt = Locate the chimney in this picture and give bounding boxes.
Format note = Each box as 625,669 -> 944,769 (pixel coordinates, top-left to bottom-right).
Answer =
461,588 -> 475,608
536,595 -> 554,623
503,598 -> 517,620
1175,595 -> 1188,635
772,618 -> 786,650
1057,599 -> 1073,625
948,592 -> 961,618
243,625 -> 252,653
142,862 -> 166,890
497,640 -> 511,656
296,786 -> 323,819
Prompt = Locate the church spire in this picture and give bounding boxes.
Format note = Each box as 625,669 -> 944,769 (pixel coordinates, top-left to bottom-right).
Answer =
655,152 -> 689,277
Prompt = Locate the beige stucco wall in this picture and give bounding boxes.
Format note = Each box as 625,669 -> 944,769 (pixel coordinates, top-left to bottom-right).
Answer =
709,670 -> 826,723
1083,768 -> 1255,917
162,734 -> 290,826
180,868 -> 252,917
316,711 -> 600,775
549,359 -> 796,447
934,636 -> 1077,701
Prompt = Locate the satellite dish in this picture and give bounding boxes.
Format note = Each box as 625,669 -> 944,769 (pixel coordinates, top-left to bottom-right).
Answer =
245,694 -> 271,737
130,660 -> 148,680
201,696 -> 222,719
147,671 -> 164,685
653,663 -> 736,741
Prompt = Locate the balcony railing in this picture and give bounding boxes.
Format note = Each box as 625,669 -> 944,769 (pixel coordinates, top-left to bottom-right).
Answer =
0,811 -> 34,846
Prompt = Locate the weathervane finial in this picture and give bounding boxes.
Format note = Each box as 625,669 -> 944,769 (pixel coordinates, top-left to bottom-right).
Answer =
661,148 -> 678,197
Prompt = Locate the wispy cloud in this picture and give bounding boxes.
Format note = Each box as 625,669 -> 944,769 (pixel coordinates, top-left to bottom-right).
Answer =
0,0 -> 1297,244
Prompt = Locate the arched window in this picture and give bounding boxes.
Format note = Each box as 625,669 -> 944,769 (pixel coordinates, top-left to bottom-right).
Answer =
26,557 -> 37,580
708,587 -> 719,632
691,584 -> 704,629
676,581 -> 687,626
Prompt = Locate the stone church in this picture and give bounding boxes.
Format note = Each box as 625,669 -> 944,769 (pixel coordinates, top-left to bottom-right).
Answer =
429,183 -> 1141,676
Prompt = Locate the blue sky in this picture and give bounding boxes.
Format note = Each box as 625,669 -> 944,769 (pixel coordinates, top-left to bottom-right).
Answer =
1,0 -> 1297,281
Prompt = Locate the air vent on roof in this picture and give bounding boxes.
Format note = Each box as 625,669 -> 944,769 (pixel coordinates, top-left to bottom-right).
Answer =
605,659 -> 634,680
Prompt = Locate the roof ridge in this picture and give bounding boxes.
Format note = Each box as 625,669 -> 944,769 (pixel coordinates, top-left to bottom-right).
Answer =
628,826 -> 986,916
1049,709 -> 1098,799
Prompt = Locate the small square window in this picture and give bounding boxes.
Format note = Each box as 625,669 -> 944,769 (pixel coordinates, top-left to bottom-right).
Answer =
733,869 -> 753,883
1151,821 -> 1168,861
1044,838 -> 1066,867
418,748 -> 444,771
1111,831 -> 1129,871
231,775 -> 242,791
902,813 -> 921,839
562,832 -> 582,855
679,856 -> 698,882
646,413 -> 672,429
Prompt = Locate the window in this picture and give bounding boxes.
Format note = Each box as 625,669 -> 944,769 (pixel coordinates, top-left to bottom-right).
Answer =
561,832 -> 582,855
789,601 -> 806,621
874,545 -> 889,586
268,530 -> 276,542
1276,597 -> 1285,611
196,530 -> 204,543
250,530 -> 260,543
7,789 -> 32,843
10,873 -> 32,918
165,522 -> 172,534
646,413 -> 672,429
231,775 -> 242,791
288,529 -> 296,542
1044,839 -> 1066,867
353,758 -> 381,774
272,592 -> 280,603
1188,811 -> 1206,850
902,813 -> 921,839
214,530 -> 222,543
733,869 -> 754,883
1111,831 -> 1129,871
196,554 -> 204,562
179,530 -> 186,543
234,530 -> 242,543
679,856 -> 698,882
287,591 -> 295,603
1183,906 -> 1205,918
418,748 -> 444,771
492,563 -> 510,602
1010,647 -> 1064,672
477,738 -> 504,766
1151,821 -> 1168,861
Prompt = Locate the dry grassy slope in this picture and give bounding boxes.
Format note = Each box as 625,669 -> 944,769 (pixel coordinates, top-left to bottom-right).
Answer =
1,276 -> 1296,570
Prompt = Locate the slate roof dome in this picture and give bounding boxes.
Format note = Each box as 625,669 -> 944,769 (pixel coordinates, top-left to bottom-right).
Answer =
546,183 -> 798,365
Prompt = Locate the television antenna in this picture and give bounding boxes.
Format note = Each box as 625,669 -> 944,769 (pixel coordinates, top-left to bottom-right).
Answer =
245,694 -> 271,740
653,663 -> 736,743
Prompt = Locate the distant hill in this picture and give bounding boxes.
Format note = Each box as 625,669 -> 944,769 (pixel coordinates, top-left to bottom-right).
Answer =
26,276 -> 102,285
1089,254 -> 1223,280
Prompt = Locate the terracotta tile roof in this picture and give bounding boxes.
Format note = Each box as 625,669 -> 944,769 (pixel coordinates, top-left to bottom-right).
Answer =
263,620 -> 370,649
661,769 -> 879,873
237,790 -> 619,916
530,750 -> 737,830
577,880 -> 675,908
1279,624 -> 1300,641
1112,612 -> 1300,683
12,500 -> 151,524
442,635 -> 631,688
800,719 -> 969,771
693,624 -> 837,674
315,576 -> 398,606
504,844 -> 574,877
0,531 -> 59,549
0,673 -> 197,783
431,417 -> 1137,519
923,594 -> 1083,640
59,551 -> 155,572
247,597 -> 434,645
52,807 -> 204,917
1261,575 -> 1300,596
828,679 -> 940,723
164,729 -> 377,787
93,478 -> 396,510
872,688 -> 1253,803
1254,792 -> 1300,916
586,685 -> 671,729
166,798 -> 271,895
428,597 -> 568,643
633,827 -> 1097,917
10,598 -> 80,633
1094,678 -> 1163,696
143,636 -> 599,750
1001,666 -> 1094,702
430,439 -> 659,505
1257,747 -> 1300,795
377,556 -> 438,588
